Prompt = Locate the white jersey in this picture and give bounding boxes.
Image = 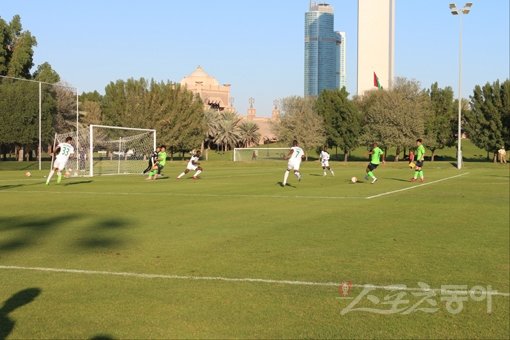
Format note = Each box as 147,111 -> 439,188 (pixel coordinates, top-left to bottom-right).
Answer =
320,150 -> 330,166
54,142 -> 74,170
287,146 -> 304,170
186,155 -> 200,171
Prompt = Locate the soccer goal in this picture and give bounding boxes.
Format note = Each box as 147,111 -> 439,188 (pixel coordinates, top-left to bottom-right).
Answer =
55,125 -> 156,176
233,147 -> 290,162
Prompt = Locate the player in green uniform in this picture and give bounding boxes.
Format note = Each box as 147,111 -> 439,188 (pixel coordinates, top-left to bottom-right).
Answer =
365,142 -> 385,183
147,145 -> 167,180
411,139 -> 425,182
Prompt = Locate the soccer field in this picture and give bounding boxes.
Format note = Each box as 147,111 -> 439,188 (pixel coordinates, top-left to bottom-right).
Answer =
0,160 -> 508,339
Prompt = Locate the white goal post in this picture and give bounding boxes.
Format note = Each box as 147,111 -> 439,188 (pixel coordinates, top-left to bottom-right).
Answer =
89,125 -> 156,176
55,125 -> 156,176
233,147 -> 290,162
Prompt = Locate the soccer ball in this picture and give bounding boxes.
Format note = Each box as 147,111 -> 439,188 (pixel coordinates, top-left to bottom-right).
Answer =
351,176 -> 357,183
409,162 -> 416,169
25,171 -> 31,177
64,171 -> 71,178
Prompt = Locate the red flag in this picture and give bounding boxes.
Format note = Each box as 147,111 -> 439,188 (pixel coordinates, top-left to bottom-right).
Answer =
373,72 -> 382,89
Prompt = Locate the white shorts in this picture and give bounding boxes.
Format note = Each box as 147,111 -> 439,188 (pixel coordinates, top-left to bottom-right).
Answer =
53,158 -> 68,171
321,160 -> 330,167
287,159 -> 301,171
187,164 -> 198,171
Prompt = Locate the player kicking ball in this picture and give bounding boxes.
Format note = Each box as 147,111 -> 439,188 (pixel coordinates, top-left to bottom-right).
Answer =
282,140 -> 304,187
177,150 -> 203,179
46,136 -> 74,185
319,146 -> 334,176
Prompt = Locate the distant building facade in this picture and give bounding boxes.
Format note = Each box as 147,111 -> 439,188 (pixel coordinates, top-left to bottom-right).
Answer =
180,66 -> 233,111
357,0 -> 395,96
337,31 -> 346,90
304,2 -> 343,96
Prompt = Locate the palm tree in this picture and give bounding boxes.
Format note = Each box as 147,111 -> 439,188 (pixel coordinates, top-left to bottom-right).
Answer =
214,111 -> 242,152
238,121 -> 261,147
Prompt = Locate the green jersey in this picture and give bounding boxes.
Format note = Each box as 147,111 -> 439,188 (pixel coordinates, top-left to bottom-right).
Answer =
158,151 -> 167,166
416,145 -> 425,161
370,147 -> 384,164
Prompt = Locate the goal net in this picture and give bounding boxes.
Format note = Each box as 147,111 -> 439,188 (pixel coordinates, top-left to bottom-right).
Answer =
55,125 -> 156,176
233,148 -> 290,162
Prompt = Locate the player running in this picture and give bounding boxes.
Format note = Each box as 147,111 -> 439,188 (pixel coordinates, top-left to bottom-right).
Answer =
282,140 -> 304,187
365,142 -> 385,184
46,136 -> 74,185
319,146 -> 334,176
177,150 -> 203,179
411,139 -> 425,182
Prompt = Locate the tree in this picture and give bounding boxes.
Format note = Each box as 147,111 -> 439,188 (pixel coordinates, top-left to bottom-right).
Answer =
425,83 -> 456,161
273,96 -> 325,159
101,78 -> 206,158
316,88 -> 361,161
358,78 -> 431,161
465,80 -> 509,160
5,15 -> 37,78
238,121 -> 261,147
213,111 -> 241,152
33,62 -> 60,83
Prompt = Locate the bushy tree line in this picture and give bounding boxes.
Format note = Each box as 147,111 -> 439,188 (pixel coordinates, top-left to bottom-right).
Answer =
272,78 -> 509,162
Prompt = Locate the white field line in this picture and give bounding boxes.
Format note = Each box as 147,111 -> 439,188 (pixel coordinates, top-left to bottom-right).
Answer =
0,189 -> 363,200
0,265 -> 508,297
366,173 -> 470,200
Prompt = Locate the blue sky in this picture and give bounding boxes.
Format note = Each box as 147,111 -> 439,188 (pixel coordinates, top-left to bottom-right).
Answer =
2,0 -> 509,117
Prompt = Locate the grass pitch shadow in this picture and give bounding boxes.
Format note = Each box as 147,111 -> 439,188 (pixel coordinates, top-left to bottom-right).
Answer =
0,214 -> 132,254
0,288 -> 41,340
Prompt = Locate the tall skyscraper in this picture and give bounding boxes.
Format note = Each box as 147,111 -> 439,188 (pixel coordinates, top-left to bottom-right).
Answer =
304,2 -> 343,96
336,31 -> 346,90
357,0 -> 395,96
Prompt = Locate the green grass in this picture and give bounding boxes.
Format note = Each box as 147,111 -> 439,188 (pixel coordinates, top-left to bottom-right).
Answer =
0,160 -> 508,339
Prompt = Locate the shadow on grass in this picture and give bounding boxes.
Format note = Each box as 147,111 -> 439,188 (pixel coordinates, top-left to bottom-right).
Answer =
276,181 -> 296,188
90,335 -> 116,340
0,288 -> 41,340
64,180 -> 93,186
0,214 -> 133,254
0,184 -> 24,191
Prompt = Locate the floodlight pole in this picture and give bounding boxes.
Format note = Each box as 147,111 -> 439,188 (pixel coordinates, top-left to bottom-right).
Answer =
450,2 -> 472,170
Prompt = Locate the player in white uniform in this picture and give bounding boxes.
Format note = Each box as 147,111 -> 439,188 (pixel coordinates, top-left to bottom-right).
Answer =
177,150 -> 203,179
46,136 -> 75,185
319,146 -> 334,176
282,140 -> 304,187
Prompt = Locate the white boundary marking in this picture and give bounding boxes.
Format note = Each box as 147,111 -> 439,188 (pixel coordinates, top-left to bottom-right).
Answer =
0,189 -> 363,200
0,265 -> 508,297
366,173 -> 470,199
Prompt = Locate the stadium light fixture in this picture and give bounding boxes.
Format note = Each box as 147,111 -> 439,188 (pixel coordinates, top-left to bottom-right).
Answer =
449,2 -> 472,170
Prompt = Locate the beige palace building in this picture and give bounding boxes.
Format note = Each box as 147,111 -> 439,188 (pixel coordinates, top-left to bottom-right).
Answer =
180,66 -> 233,111
357,0 -> 395,96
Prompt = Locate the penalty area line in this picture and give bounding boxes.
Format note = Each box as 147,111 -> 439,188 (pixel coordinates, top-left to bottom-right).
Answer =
366,172 -> 470,200
0,264 -> 508,297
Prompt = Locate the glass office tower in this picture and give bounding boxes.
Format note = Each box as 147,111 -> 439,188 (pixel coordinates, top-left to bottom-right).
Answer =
304,3 -> 341,96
